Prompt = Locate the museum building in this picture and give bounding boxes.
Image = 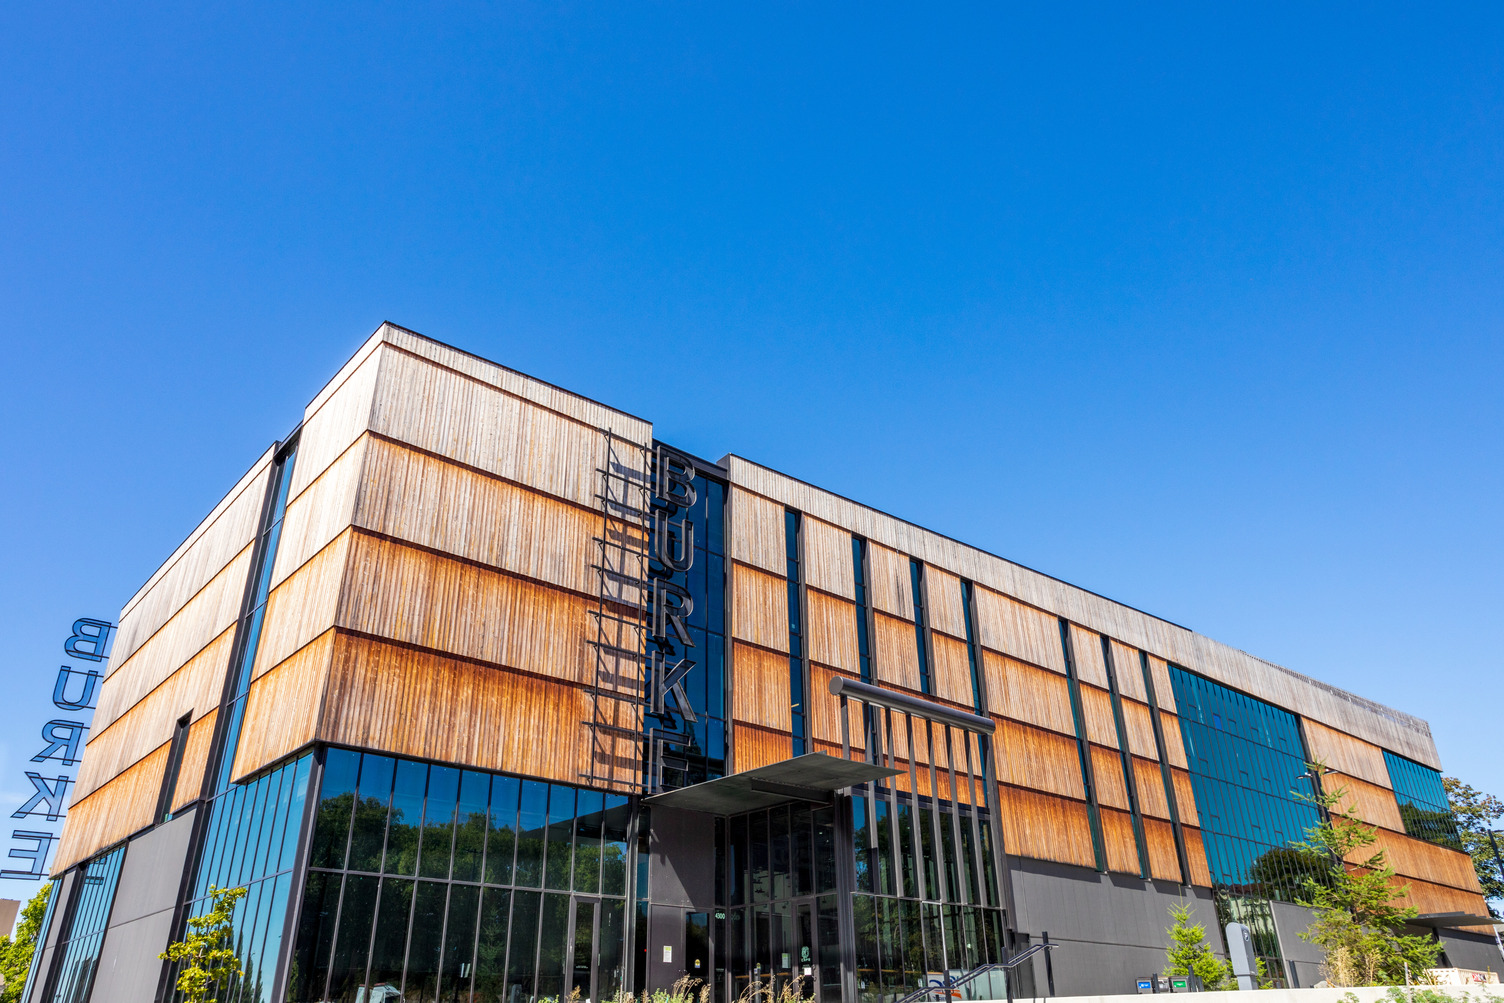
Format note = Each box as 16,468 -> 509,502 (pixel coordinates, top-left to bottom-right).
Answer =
22,324 -> 1498,1003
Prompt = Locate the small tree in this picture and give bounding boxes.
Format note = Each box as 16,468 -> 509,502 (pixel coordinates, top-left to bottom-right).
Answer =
1293,764 -> 1441,986
1164,903 -> 1234,991
1442,777 -> 1504,915
0,883 -> 54,1003
160,885 -> 247,1003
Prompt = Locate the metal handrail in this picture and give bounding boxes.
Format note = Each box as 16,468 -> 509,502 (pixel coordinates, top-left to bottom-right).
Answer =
894,943 -> 1059,1003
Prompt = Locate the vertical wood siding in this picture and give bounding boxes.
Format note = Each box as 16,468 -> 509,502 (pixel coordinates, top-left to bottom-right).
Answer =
802,518 -> 855,601
731,563 -> 791,653
727,489 -> 786,578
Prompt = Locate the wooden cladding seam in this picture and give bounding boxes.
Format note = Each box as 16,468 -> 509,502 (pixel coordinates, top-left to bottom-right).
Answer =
973,588 -> 1066,675
1356,828 -> 1483,893
809,664 -> 863,751
731,563 -> 790,654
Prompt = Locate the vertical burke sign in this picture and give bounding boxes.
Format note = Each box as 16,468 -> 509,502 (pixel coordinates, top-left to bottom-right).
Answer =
2,619 -> 114,880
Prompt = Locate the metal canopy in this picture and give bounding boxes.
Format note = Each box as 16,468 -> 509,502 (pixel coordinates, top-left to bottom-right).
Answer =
644,752 -> 900,815
1411,912 -> 1503,930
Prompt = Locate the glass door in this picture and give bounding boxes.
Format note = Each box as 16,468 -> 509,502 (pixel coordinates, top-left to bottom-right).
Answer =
792,898 -> 820,1002
569,897 -> 601,1003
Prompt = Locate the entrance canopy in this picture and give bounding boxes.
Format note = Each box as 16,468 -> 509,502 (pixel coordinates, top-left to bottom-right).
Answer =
644,752 -> 900,815
1411,912 -> 1503,930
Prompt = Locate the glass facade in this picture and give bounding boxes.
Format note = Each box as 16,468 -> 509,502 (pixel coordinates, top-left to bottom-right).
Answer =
648,464 -> 727,790
1383,751 -> 1461,850
908,561 -> 932,697
41,847 -> 124,1003
852,539 -> 874,685
1058,620 -> 1107,872
958,582 -> 984,715
290,749 -> 630,1003
786,510 -> 808,756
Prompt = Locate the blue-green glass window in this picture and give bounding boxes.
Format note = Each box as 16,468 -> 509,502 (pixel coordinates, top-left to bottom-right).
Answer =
785,510 -> 808,755
852,537 -> 874,684
42,846 -> 124,1003
910,560 -> 932,695
1384,751 -> 1461,850
959,581 -> 985,714
1167,665 -> 1321,902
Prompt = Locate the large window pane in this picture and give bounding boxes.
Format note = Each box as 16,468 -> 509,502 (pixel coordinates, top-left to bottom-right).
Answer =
508,890 -> 542,1003
515,781 -> 548,888
573,790 -> 604,893
406,880 -> 448,1002
326,874 -> 378,1001
442,883 -> 480,1003
598,898 -> 626,999
543,787 -> 576,891
535,893 -> 571,1001
486,776 -> 520,886
366,877 -> 414,996
287,871 -> 340,1003
601,795 -> 630,897
473,888 -> 511,1003
386,760 -> 428,876
350,756 -> 395,873
453,770 -> 491,883
421,766 -> 461,880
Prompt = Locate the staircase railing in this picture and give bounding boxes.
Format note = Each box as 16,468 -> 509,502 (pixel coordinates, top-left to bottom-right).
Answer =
895,942 -> 1059,1003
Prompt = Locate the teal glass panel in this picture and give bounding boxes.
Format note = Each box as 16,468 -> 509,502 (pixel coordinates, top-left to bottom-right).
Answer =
1384,750 -> 1461,849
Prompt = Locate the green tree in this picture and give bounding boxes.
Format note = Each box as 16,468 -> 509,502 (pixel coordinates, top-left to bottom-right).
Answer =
160,885 -> 247,1003
1293,764 -> 1441,986
1163,903 -> 1235,991
0,883 -> 54,1003
1441,776 -> 1504,916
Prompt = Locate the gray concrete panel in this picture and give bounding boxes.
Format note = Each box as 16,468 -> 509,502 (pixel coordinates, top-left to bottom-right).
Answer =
647,903 -> 688,991
110,808 -> 196,926
648,806 -> 715,910
1270,901 -> 1325,985
90,909 -> 176,1003
1438,929 -> 1503,974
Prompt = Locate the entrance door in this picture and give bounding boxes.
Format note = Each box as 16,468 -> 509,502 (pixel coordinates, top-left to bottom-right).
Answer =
568,897 -> 601,1003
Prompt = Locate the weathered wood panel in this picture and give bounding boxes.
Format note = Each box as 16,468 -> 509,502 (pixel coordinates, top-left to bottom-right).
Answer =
1117,700 -> 1160,761
353,436 -> 604,599
1329,772 -> 1404,832
973,589 -> 1066,674
731,562 -> 790,654
727,488 -> 786,578
984,653 -> 1076,736
995,786 -> 1097,869
1157,713 -> 1190,769
1133,757 -> 1171,820
1069,624 -> 1109,689
368,347 -> 612,510
994,720 -> 1085,800
1079,684 -> 1119,749
809,664 -> 863,752
251,531 -> 352,680
1393,879 -> 1492,931
286,332 -> 383,502
734,722 -> 790,773
1092,746 -> 1130,810
731,641 -> 793,733
53,744 -> 169,873
873,610 -> 922,694
73,624 -> 235,802
1145,655 -> 1178,714
1170,768 -> 1200,827
170,708 -> 218,812
1183,826 -> 1213,886
925,567 -> 966,640
271,434 -> 368,591
95,544 -> 253,734
231,630 -> 337,781
1144,818 -> 1182,883
1359,829 -> 1481,892
930,633 -> 975,710
1304,719 -> 1391,789
865,543 -> 912,620
1108,640 -> 1148,702
318,633 -> 598,785
803,517 -> 855,601
724,456 -> 1441,768
331,533 -> 596,685
806,589 -> 859,676
1101,807 -> 1139,875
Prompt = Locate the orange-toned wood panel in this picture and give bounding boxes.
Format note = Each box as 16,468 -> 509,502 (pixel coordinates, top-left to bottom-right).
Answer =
732,641 -> 793,733
334,532 -> 595,684
994,720 -> 1085,800
1144,819 -> 1183,882
865,543 -> 913,620
171,709 -> 218,811
74,624 -> 235,802
1079,684 -> 1119,748
231,631 -> 337,781
735,722 -> 791,773
930,634 -> 975,710
252,530 -> 352,678
1329,772 -> 1404,832
996,786 -> 1096,868
809,664 -> 863,752
973,589 -> 1065,673
353,435 -> 604,598
806,589 -> 858,675
728,489 -> 786,578
1069,624 -> 1109,689
1091,746 -> 1130,810
1358,829 -> 1482,892
731,563 -> 790,654
1118,699 -> 1160,761
985,653 -> 1076,736
1133,758 -> 1171,820
271,434 -> 367,591
1171,768 -> 1201,827
318,634 -> 609,787
873,610 -> 922,693
1157,712 -> 1189,769
1102,807 -> 1140,875
53,744 -> 170,872
1304,719 -> 1391,789
1391,878 -> 1492,932
1145,655 -> 1177,714
802,517 -> 854,601
925,567 -> 967,640
1108,640 -> 1147,702
1183,826 -> 1214,886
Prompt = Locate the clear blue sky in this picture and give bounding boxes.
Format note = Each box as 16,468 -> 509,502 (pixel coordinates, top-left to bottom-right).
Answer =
2,3 -> 1501,893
